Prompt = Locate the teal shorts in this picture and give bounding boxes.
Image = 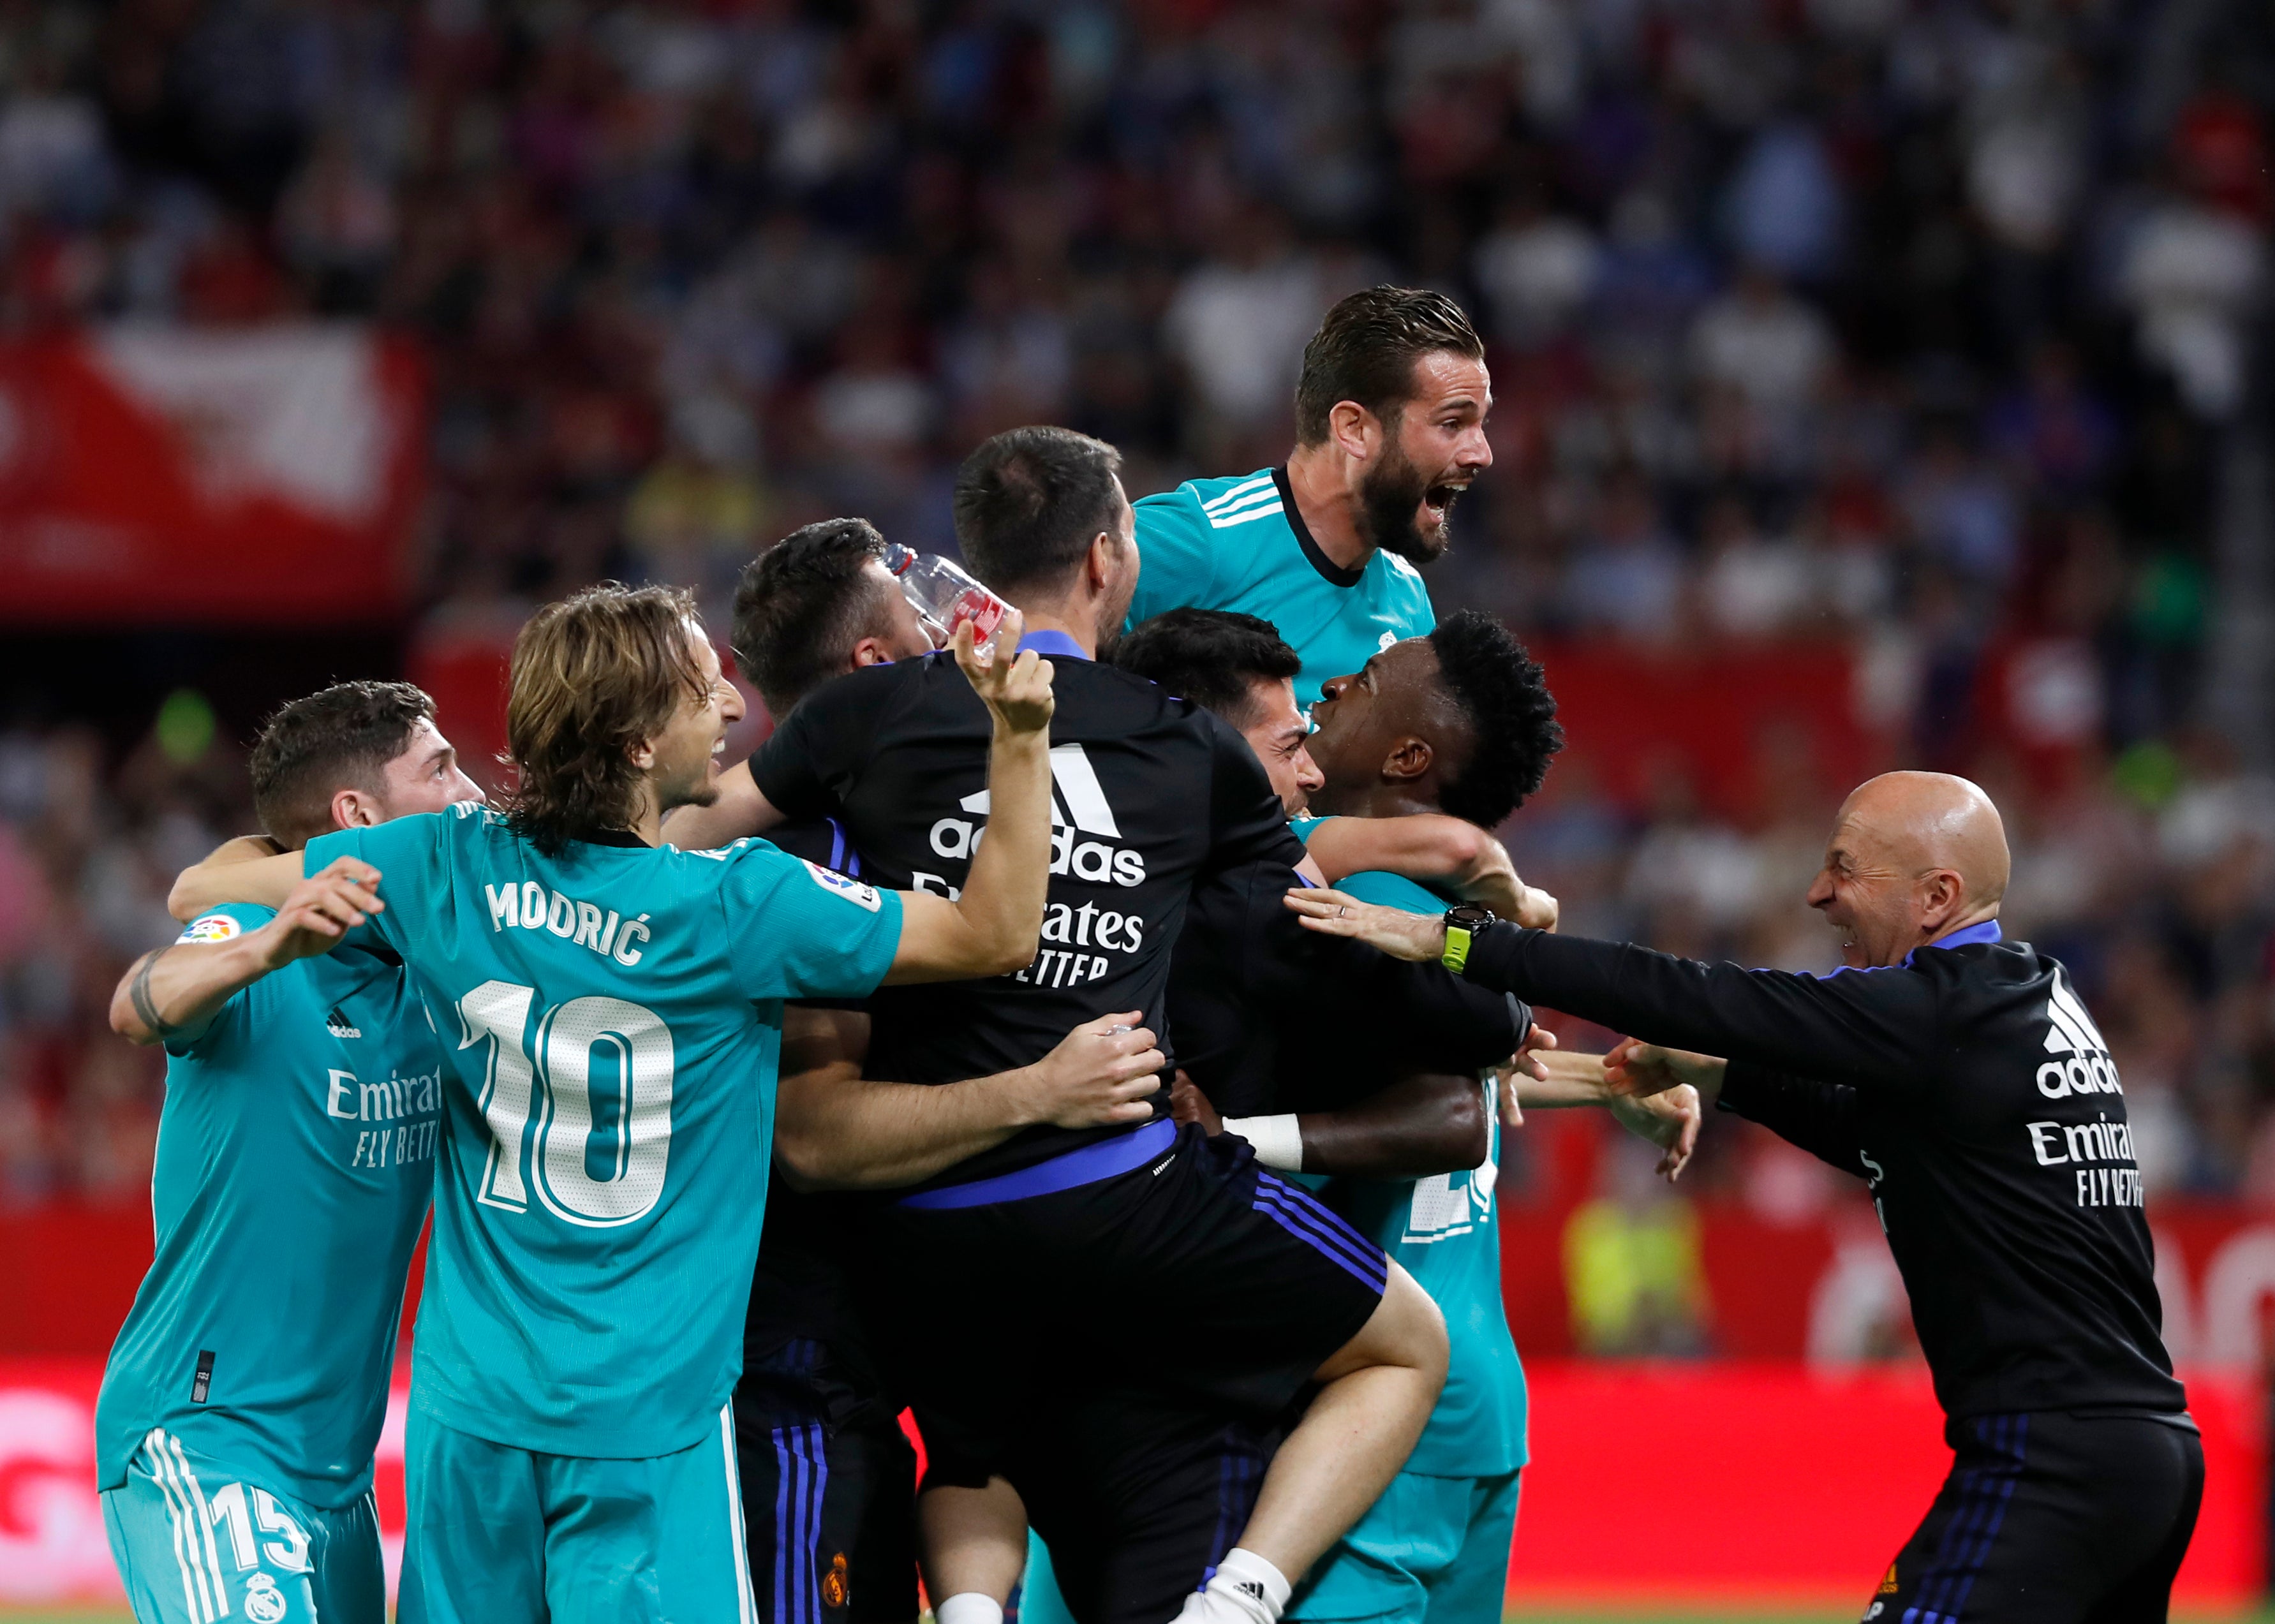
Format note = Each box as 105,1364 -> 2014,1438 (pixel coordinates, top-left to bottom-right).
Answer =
102,1428 -> 383,1624
399,1403 -> 757,1624
1288,1469 -> 1522,1624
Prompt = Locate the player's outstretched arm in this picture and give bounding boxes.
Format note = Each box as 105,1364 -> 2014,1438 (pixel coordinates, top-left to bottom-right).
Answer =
773,1009 -> 1163,1190
114,860 -> 387,1044
1301,816 -> 1558,929
884,615 -> 1055,984
1499,1048 -> 1701,1180
662,758 -> 785,851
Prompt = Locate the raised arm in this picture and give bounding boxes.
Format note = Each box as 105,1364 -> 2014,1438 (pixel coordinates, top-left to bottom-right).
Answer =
662,758 -> 785,851
884,618 -> 1055,984
1301,815 -> 1558,928
773,1007 -> 1164,1190
116,860 -> 387,1044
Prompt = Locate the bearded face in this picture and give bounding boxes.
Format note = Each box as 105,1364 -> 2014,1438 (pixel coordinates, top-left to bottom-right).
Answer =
1356,428 -> 1466,564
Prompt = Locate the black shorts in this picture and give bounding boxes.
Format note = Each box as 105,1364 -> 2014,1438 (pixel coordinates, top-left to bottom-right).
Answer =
871,1123 -> 1386,1624
732,1400 -> 920,1624
1867,1409 -> 2203,1624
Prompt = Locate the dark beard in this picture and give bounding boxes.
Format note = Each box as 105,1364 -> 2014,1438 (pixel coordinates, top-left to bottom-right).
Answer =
1356,445 -> 1456,565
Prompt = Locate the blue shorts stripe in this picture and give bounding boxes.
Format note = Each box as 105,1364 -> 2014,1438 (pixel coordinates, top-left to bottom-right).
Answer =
1259,1195 -> 1389,1292
1252,1186 -> 1388,1292
1902,1414 -> 2027,1624
1256,1172 -> 1379,1257
773,1423 -> 830,1624
1252,1178 -> 1389,1287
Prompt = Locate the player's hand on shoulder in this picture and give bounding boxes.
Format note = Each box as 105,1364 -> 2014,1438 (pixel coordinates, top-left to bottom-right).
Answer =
261,857 -> 385,967
952,610 -> 1054,735
1169,1068 -> 1223,1135
1022,1011 -> 1161,1128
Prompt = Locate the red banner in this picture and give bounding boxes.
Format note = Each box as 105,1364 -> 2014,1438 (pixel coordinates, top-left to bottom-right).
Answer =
0,327 -> 426,626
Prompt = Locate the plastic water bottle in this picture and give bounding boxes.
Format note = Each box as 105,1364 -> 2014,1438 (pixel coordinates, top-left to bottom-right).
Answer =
882,543 -> 1013,655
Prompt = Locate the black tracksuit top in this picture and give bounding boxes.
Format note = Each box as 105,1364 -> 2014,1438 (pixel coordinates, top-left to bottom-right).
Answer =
1463,920 -> 2184,1421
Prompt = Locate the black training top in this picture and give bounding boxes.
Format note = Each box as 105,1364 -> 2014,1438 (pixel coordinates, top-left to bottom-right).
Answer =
1171,857 -> 1528,1118
750,647 -> 1308,1186
1458,921 -> 2184,1421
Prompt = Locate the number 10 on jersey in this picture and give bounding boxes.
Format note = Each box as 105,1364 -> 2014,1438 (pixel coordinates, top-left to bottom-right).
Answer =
457,979 -> 678,1228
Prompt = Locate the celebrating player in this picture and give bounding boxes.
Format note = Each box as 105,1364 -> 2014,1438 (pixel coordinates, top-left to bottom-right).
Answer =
672,426 -> 1454,1624
167,584 -> 1060,1624
726,517 -> 1167,1624
1119,610 -> 1696,1624
97,683 -> 482,1624
1127,286 -> 1492,704
1293,772 -> 2201,1621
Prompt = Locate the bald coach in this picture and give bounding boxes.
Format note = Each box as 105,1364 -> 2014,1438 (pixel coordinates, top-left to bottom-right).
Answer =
1289,771 -> 2201,1624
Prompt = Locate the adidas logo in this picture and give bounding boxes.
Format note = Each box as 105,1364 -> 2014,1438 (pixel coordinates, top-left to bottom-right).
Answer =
2035,969 -> 2121,1099
326,1008 -> 362,1039
929,744 -> 1148,888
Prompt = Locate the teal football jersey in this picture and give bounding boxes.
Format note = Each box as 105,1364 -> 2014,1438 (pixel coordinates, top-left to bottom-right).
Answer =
1130,468 -> 1437,705
1288,824 -> 1529,1477
306,805 -> 904,1459
95,904 -> 443,1507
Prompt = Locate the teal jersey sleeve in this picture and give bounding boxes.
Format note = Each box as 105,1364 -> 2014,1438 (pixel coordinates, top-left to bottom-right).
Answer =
306,812 -> 452,956
1127,482 -> 1224,628
1289,814 -> 1326,845
161,902 -> 279,1053
715,839 -> 905,1001
1315,865 -> 1528,1477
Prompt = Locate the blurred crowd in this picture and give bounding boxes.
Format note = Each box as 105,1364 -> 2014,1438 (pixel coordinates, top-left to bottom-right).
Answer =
0,0 -> 2271,1355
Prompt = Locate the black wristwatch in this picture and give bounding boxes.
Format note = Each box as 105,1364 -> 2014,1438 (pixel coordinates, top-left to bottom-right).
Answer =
1441,903 -> 1497,973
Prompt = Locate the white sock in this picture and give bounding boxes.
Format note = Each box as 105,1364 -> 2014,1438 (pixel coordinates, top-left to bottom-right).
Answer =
937,1593 -> 1004,1624
1173,1549 -> 1291,1624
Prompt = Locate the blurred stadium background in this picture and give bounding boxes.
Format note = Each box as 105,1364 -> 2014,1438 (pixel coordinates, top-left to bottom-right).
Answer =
0,0 -> 2271,1614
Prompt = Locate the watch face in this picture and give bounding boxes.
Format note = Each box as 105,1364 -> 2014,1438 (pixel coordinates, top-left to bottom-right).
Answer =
1446,904 -> 1494,929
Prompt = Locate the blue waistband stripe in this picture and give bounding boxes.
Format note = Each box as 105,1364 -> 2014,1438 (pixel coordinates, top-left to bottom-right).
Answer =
898,1120 -> 1177,1210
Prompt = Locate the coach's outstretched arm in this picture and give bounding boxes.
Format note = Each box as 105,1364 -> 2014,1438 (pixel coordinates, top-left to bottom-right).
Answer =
881,617 -> 1056,984
1287,892 -> 1936,1094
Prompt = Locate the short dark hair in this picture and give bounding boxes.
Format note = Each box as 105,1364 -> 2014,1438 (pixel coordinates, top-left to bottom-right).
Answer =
952,425 -> 1125,594
1427,610 -> 1562,828
503,583 -> 711,855
1112,609 -> 1303,728
1295,286 -> 1485,446
249,681 -> 436,850
732,518 -> 896,716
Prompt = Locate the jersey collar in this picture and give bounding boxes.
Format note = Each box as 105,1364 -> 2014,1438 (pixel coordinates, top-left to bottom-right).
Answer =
1017,628 -> 1092,661
1909,918 -> 2003,963
1274,467 -> 1368,590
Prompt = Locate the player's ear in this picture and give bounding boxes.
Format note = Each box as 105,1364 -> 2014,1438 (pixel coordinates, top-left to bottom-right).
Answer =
331,786 -> 381,830
1328,399 -> 1377,462
1382,735 -> 1432,784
